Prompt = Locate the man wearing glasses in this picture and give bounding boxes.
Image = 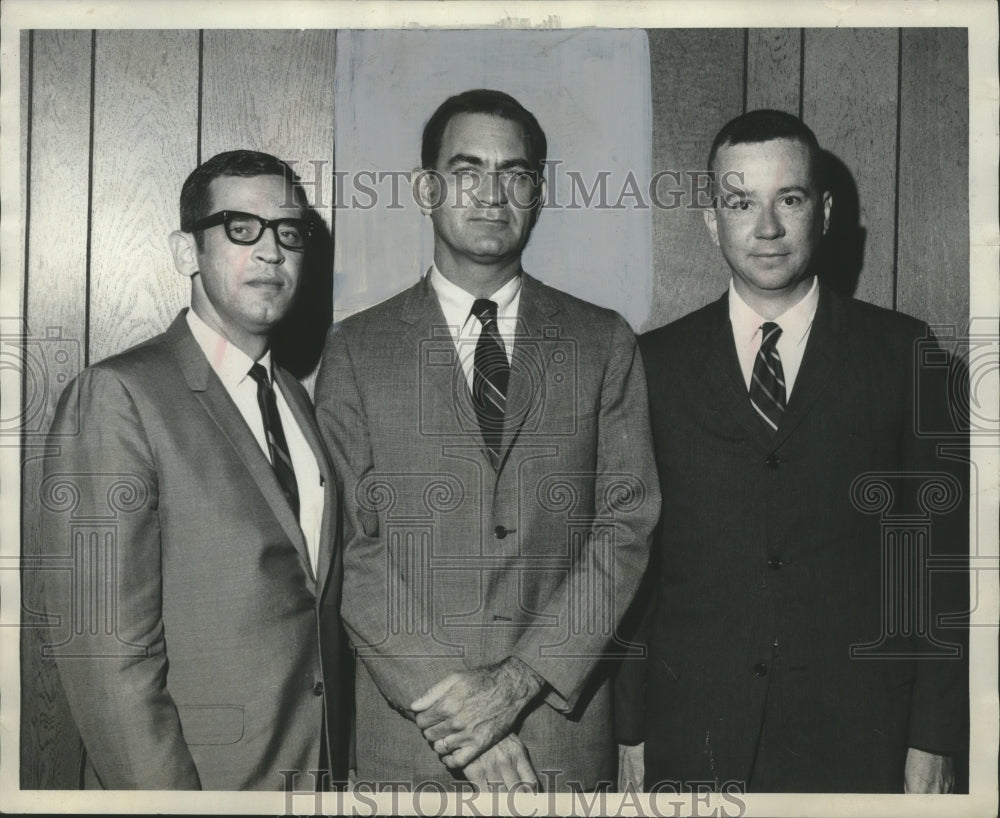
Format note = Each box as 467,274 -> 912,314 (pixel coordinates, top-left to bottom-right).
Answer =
40,150 -> 348,790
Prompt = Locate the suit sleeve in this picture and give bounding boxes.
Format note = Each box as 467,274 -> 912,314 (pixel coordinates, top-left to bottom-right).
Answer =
314,327 -> 469,711
901,327 -> 969,755
509,314 -> 661,712
40,368 -> 201,789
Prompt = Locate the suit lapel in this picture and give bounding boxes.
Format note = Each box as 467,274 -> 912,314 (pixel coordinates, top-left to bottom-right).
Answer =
164,312 -> 314,588
401,275 -> 496,459
496,274 -> 559,470
772,286 -> 845,448
275,367 -> 337,593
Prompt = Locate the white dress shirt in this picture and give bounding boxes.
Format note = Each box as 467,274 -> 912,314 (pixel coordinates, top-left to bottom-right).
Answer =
186,309 -> 323,573
727,275 -> 820,400
428,265 -> 522,391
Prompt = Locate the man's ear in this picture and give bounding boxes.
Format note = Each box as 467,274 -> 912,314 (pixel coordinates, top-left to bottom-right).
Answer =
703,207 -> 720,247
821,191 -> 833,235
169,230 -> 199,278
413,167 -> 441,216
532,176 -> 547,226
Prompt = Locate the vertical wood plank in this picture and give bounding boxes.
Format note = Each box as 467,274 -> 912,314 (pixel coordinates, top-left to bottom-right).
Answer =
896,28 -> 969,330
20,29 -> 93,790
201,30 -> 337,380
746,29 -> 801,114
201,30 -> 336,229
802,28 -> 899,310
645,28 -> 745,332
88,30 -> 198,364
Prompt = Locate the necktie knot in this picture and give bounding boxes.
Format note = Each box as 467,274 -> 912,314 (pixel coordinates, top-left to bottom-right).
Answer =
248,362 -> 270,387
472,298 -> 499,326
760,322 -> 782,352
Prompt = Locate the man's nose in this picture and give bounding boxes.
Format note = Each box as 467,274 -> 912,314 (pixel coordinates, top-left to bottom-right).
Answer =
253,226 -> 286,263
754,204 -> 785,239
476,171 -> 508,206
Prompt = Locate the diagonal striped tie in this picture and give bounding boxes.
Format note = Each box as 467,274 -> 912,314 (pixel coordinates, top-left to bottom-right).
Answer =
249,363 -> 300,519
749,321 -> 786,433
471,299 -> 510,468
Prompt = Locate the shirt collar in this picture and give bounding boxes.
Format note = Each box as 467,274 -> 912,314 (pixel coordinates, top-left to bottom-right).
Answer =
186,308 -> 272,389
428,264 -> 522,327
727,275 -> 820,345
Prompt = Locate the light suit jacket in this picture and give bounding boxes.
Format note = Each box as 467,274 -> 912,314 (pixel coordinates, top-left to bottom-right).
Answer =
314,273 -> 660,790
40,311 -> 350,790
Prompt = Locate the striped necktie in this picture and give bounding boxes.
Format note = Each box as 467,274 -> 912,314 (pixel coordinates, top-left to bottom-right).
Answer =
471,299 -> 510,468
249,363 -> 300,519
749,322 -> 786,433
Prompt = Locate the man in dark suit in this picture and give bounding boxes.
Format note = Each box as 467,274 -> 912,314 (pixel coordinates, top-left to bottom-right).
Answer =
315,89 -> 660,791
40,150 -> 348,789
617,110 -> 967,793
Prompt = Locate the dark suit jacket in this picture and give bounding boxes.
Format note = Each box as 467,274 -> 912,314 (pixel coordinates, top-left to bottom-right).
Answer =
617,287 -> 968,792
40,311 -> 349,790
315,273 -> 660,790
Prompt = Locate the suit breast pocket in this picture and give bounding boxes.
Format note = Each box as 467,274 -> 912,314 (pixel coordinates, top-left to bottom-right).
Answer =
177,705 -> 245,745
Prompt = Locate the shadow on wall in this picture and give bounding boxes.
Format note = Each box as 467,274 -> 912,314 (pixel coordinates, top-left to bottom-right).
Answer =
816,150 -> 865,299
271,210 -> 334,379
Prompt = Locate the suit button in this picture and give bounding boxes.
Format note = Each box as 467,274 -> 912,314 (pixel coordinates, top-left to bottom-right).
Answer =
312,681 -> 324,696
768,556 -> 783,569
765,454 -> 780,468
753,662 -> 768,677
494,526 -> 507,539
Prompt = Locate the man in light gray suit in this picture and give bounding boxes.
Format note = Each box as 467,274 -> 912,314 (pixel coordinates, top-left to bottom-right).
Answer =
41,150 -> 349,789
315,89 -> 660,791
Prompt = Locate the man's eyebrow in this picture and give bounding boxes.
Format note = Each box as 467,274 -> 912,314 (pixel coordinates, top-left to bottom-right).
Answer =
446,153 -> 485,168
496,158 -> 532,171
776,185 -> 810,196
444,154 -> 532,171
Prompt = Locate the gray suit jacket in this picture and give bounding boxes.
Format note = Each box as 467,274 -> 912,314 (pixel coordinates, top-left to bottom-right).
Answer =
315,273 -> 660,790
40,311 -> 349,790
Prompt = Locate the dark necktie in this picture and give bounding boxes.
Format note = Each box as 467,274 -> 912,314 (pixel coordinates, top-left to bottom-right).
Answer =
471,299 -> 510,468
749,321 -> 786,433
248,363 -> 300,519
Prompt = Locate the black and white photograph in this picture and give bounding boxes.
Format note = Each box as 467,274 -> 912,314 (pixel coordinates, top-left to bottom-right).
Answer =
1,1 -> 996,815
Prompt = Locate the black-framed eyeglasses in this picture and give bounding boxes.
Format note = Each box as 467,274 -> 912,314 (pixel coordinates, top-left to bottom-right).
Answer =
188,210 -> 313,251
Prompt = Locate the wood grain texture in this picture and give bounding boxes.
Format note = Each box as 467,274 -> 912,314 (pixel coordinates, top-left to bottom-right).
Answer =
644,28 -> 744,332
746,29 -> 801,114
88,30 -> 197,365
20,29 -> 93,790
896,28 -> 969,330
802,28 -> 899,310
201,29 -> 336,380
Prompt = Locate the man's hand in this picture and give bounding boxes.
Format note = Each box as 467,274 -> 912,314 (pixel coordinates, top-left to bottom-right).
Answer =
410,657 -> 545,768
462,734 -> 539,792
904,747 -> 954,793
618,742 -> 644,792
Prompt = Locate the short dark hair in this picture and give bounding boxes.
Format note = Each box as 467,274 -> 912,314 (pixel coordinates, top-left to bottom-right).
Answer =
179,150 -> 307,236
421,89 -> 547,174
707,109 -> 824,184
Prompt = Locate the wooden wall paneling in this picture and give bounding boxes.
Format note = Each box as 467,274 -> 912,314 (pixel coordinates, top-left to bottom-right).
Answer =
201,30 -> 336,230
896,28 -> 969,330
201,30 -> 337,381
88,30 -> 198,365
802,28 -> 899,310
644,29 -> 745,332
746,29 -> 801,114
20,29 -> 94,790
